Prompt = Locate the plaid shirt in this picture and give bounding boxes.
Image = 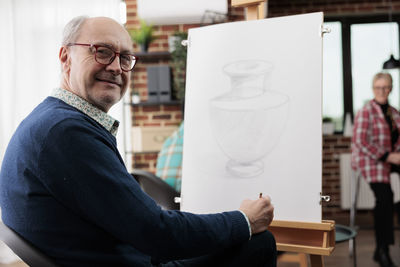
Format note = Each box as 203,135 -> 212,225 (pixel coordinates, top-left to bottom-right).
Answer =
156,122 -> 184,192
351,100 -> 400,183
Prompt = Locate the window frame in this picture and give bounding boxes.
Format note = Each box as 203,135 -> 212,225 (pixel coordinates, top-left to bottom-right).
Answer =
324,14 -> 400,132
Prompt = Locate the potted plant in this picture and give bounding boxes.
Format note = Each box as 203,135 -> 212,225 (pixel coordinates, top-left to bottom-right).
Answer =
170,31 -> 188,101
129,20 -> 156,52
322,117 -> 335,135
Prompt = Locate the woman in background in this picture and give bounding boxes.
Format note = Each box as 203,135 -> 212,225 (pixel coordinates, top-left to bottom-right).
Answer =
352,72 -> 400,267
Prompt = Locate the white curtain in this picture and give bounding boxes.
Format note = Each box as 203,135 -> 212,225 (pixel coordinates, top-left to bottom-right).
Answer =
0,0 -> 129,262
0,0 -> 130,162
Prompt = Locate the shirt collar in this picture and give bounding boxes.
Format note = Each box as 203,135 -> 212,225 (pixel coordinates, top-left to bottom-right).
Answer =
51,88 -> 119,136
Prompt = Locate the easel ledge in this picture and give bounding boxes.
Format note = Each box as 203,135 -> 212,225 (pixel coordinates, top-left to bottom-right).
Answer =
268,220 -> 335,256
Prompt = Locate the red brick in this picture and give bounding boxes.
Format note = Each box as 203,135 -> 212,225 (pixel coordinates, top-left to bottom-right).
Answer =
144,154 -> 158,160
133,154 -> 142,161
134,67 -> 146,72
126,4 -> 137,10
126,20 -> 139,26
340,6 -> 357,13
323,151 -> 334,157
143,106 -> 160,112
163,105 -> 181,111
134,163 -> 149,168
334,144 -> 351,149
134,83 -> 147,89
183,24 -> 201,31
144,122 -> 161,127
160,25 -> 180,32
126,12 -> 137,17
155,35 -> 168,41
323,165 -> 339,170
133,115 -> 149,120
153,114 -> 171,120
393,3 -> 400,10
149,43 -> 160,49
339,137 -> 351,143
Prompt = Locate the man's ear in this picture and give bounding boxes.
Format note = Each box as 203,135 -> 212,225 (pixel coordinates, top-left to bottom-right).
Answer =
59,46 -> 71,73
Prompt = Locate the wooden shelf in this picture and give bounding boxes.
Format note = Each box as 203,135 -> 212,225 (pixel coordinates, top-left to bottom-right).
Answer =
135,51 -> 171,63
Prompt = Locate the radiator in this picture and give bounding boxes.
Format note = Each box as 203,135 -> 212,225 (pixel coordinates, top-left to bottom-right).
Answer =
340,153 -> 400,209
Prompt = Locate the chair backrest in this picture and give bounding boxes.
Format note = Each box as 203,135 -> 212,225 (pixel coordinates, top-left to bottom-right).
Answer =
132,169 -> 180,210
0,221 -> 59,267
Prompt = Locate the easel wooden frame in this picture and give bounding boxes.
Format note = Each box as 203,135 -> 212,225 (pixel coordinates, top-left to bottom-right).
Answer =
231,1 -> 336,266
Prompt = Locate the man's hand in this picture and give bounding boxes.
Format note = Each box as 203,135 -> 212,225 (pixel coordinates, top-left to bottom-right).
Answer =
239,196 -> 274,234
387,152 -> 400,165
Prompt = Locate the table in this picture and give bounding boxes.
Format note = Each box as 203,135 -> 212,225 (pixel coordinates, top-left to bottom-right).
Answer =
335,224 -> 357,267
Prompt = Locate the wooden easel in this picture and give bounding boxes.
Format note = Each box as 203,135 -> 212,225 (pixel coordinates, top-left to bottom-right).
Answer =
268,220 -> 335,267
231,1 -> 336,266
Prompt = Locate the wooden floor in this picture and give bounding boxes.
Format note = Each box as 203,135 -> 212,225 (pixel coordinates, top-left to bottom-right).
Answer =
279,229 -> 400,267
0,229 -> 399,267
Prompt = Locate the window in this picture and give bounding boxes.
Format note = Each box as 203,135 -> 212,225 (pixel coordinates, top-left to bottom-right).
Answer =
323,22 -> 343,131
351,22 -> 399,112
323,16 -> 400,133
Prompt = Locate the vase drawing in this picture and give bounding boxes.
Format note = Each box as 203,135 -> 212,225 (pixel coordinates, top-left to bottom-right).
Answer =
210,60 -> 290,178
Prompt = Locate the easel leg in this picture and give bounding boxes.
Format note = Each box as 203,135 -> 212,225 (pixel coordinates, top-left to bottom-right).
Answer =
309,255 -> 324,267
349,171 -> 360,257
246,5 -> 259,20
277,252 -> 307,267
298,253 -> 308,267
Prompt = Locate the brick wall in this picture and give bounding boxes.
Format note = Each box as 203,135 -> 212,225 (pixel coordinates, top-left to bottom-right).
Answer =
322,135 -> 352,223
125,0 -> 243,172
125,0 -> 387,223
268,0 -> 400,18
132,104 -> 182,173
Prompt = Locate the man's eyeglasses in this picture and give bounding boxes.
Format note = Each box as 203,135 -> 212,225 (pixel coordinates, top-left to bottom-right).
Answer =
67,43 -> 137,72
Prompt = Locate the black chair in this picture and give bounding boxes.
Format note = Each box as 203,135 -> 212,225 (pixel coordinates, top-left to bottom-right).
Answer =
132,169 -> 180,210
0,221 -> 59,267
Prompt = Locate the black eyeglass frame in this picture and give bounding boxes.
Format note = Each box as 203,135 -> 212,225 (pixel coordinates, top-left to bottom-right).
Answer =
67,43 -> 138,72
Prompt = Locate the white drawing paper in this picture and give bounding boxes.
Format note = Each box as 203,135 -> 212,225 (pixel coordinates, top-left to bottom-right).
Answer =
181,12 -> 323,223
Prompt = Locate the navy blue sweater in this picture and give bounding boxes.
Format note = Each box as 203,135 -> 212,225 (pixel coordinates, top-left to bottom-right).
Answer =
0,97 -> 249,266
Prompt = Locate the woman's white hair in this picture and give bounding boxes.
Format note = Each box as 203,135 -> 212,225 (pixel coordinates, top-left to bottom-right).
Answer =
373,72 -> 393,88
61,16 -> 89,45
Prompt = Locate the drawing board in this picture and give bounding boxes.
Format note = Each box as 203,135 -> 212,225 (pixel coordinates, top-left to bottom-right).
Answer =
181,12 -> 323,222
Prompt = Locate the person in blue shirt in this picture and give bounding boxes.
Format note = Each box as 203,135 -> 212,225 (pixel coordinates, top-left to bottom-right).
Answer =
0,16 -> 276,266
156,122 -> 184,192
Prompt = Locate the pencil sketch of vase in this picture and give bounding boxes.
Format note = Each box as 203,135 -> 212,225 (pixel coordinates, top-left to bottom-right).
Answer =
210,60 -> 289,178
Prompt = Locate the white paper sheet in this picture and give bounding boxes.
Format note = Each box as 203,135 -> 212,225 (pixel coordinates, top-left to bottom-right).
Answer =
181,13 -> 323,223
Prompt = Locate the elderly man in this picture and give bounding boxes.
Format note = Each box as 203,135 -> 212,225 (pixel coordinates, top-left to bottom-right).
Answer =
0,16 -> 276,266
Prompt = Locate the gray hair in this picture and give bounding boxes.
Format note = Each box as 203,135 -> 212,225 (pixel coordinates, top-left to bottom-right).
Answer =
373,72 -> 393,87
61,16 -> 89,45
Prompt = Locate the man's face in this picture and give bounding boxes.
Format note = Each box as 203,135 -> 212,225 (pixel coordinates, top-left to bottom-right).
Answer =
63,17 -> 133,112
